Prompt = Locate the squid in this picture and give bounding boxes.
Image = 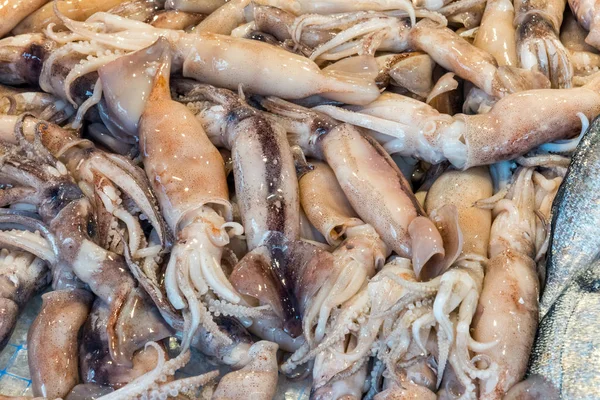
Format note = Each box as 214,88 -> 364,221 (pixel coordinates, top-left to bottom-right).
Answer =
311,349 -> 369,399
514,0 -> 573,88
28,289 -> 93,398
287,10 -> 547,97
212,341 -> 279,400
422,167 -> 495,397
0,247 -> 49,351
561,9 -> 600,80
79,299 -> 172,388
191,316 -> 254,369
91,342 -> 219,400
11,0 -> 129,35
41,9 -> 380,106
314,78 -> 600,169
138,38 -> 246,350
472,168 -> 540,399
286,258 -> 421,393
375,52 -> 436,98
0,85 -> 74,124
292,0 -> 417,14
0,210 -> 90,396
0,114 -> 180,328
472,0 -> 516,108
166,0 -> 226,14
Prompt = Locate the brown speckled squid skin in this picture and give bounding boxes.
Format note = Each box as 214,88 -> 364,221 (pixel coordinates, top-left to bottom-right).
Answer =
320,123 -> 424,258
472,169 -> 540,399
28,289 -> 93,399
230,115 -> 300,251
212,341 -> 279,400
0,299 -> 18,350
140,59 -> 231,231
424,167 -> 492,260
79,299 -> 171,388
461,81 -> 600,168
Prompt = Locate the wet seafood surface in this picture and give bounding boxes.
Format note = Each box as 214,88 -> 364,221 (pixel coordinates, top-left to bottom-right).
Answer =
0,0 -> 597,399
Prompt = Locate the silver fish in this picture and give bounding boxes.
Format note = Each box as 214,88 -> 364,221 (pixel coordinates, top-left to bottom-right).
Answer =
540,115 -> 600,318
528,261 -> 600,399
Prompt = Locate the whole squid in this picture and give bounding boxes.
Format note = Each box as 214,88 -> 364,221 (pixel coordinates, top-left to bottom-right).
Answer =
138,38 -> 246,350
46,9 -> 380,106
315,78 -> 600,169
472,168 -> 540,399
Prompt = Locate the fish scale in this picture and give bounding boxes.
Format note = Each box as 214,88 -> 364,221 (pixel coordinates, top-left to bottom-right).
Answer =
528,261 -> 600,398
539,115 -> 600,318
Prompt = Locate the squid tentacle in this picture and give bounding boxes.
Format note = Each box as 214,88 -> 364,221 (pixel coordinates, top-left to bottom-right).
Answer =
207,299 -> 272,319
96,342 -> 218,400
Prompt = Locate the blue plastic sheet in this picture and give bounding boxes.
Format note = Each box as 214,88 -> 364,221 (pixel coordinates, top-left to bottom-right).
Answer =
0,295 -> 41,396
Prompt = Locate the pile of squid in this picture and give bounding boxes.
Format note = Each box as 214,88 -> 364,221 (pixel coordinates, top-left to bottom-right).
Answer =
0,0 -> 595,398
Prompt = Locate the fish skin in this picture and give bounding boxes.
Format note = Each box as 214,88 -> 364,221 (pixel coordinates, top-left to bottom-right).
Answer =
527,262 -> 600,399
539,115 -> 600,318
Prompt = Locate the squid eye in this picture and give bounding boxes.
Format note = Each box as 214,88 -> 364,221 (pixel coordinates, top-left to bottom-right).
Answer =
87,217 -> 96,239
315,127 -> 328,136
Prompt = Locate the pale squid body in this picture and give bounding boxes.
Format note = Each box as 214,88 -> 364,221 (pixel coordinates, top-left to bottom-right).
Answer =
0,0 -> 49,37
139,39 -> 243,349
299,161 -> 363,247
320,124 -> 445,276
52,12 -> 380,105
472,168 -> 540,399
568,0 -> 600,49
473,0 -> 517,67
212,341 -> 279,400
166,0 -> 227,13
28,289 -> 93,399
192,0 -> 302,34
292,0 -> 416,13
375,53 -> 436,98
193,0 -> 251,34
514,0 -> 573,88
375,383 -> 437,399
12,0 -> 128,34
423,168 -> 494,395
315,77 -> 600,169
299,161 -> 389,344
150,10 -> 206,30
